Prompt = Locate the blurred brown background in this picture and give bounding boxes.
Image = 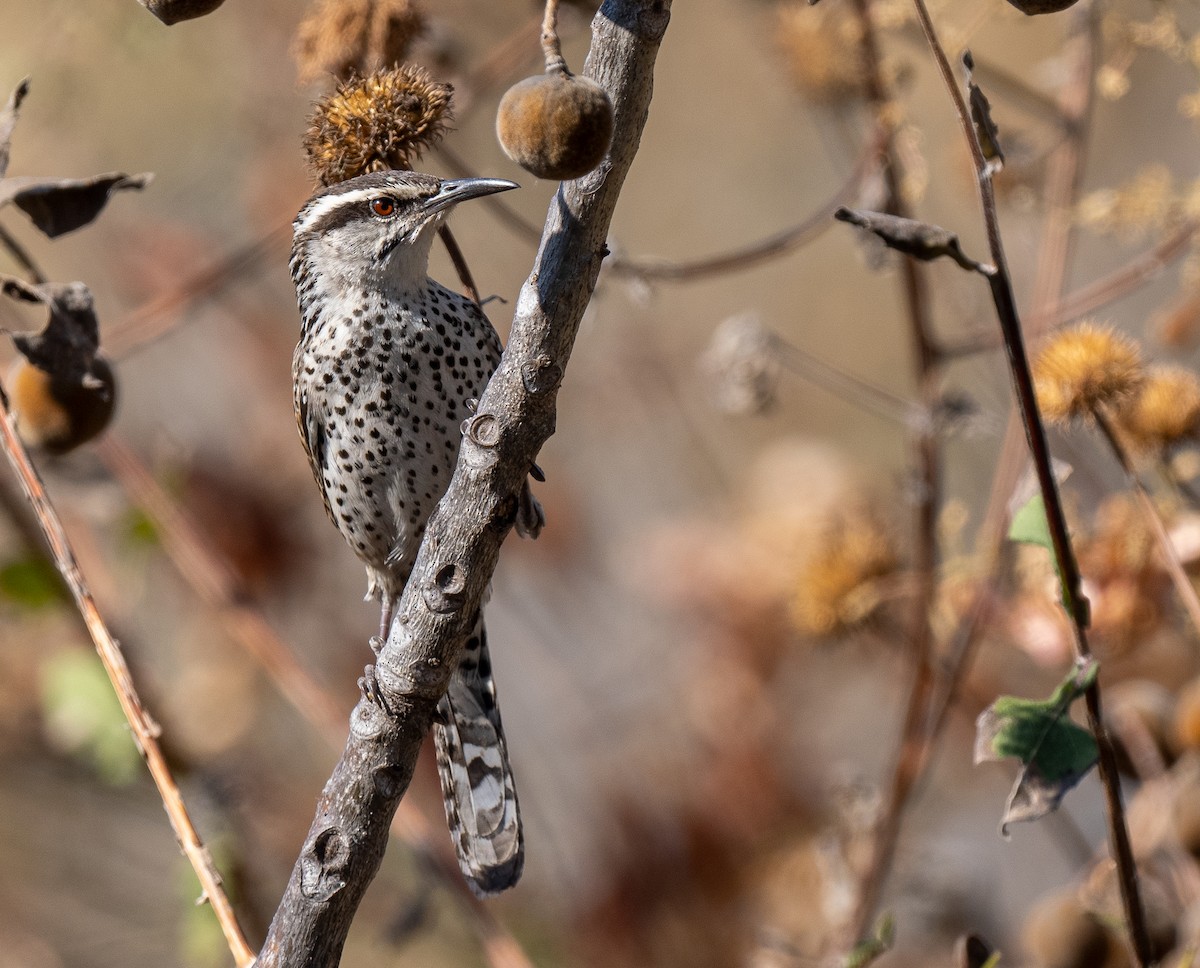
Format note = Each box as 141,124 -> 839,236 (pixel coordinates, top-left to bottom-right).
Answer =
1,0 -> 1199,966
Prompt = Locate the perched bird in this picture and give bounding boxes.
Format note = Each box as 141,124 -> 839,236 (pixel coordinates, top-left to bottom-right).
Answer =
290,169 -> 526,896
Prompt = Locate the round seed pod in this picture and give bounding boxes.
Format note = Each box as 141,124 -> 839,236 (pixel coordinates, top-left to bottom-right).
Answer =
9,355 -> 116,454
496,70 -> 613,181
1004,0 -> 1080,13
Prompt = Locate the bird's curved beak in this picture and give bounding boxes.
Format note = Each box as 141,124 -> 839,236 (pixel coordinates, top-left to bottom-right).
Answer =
426,177 -> 520,216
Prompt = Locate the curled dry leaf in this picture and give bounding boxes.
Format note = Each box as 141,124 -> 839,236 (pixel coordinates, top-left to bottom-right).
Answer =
963,52 -> 1004,174
834,207 -> 988,272
0,77 -> 30,179
139,0 -> 227,25
0,173 -> 152,238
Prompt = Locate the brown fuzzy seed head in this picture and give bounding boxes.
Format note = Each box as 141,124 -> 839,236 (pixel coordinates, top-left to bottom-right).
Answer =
1120,365 -> 1200,452
496,71 -> 613,181
303,66 -> 452,185
9,356 -> 116,454
1033,322 -> 1144,425
293,0 -> 426,85
790,511 -> 898,638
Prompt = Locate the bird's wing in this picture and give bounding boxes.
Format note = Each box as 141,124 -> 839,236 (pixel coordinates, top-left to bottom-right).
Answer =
293,374 -> 334,523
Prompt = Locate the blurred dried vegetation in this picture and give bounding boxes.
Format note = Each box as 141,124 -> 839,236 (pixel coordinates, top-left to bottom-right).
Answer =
4,0 -> 1200,966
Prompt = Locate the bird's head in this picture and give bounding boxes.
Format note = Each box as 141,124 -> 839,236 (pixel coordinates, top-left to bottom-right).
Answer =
291,170 -> 518,293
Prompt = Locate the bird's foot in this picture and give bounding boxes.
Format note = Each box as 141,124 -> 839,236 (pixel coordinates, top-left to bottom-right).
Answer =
515,478 -> 545,539
358,664 -> 390,713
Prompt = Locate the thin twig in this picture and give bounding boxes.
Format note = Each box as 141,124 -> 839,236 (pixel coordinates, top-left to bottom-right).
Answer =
909,1 -> 1151,964
437,224 -> 483,305
940,217 -> 1200,360
1044,217 -> 1200,327
843,0 -> 940,943
435,144 -> 544,244
607,126 -> 886,282
0,222 -> 46,284
0,393 -> 255,966
772,335 -> 925,429
541,0 -> 566,73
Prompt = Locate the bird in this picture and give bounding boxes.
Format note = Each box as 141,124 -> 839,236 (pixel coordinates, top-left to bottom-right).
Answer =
289,169 -> 528,897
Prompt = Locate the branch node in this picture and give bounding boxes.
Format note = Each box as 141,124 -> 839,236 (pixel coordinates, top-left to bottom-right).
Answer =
350,695 -> 392,738
520,355 -> 562,394
466,412 -> 501,447
300,827 -> 348,902
371,763 -> 407,799
423,562 -> 467,614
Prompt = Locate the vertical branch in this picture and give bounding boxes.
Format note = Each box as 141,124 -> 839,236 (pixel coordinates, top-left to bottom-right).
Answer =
259,2 -> 671,963
0,394 -> 256,967
844,0 -> 942,942
908,1 -> 1151,964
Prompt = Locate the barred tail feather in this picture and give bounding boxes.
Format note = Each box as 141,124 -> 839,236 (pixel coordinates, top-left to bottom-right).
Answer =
434,614 -> 524,897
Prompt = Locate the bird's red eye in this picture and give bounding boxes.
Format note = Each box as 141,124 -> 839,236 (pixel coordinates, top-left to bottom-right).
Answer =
370,197 -> 396,217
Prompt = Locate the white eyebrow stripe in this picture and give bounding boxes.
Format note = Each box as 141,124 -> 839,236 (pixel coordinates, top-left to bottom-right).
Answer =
293,187 -> 381,235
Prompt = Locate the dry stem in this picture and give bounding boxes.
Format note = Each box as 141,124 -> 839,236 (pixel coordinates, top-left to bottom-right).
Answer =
0,393 -> 255,966
843,0 -> 940,943
909,0 -> 1151,963
541,0 -> 566,73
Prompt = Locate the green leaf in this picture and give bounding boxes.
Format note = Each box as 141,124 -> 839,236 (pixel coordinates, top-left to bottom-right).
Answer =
1008,492 -> 1052,551
1008,492 -> 1078,613
975,660 -> 1099,832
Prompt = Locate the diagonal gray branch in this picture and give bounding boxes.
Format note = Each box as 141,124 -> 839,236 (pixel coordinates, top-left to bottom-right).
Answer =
258,1 -> 671,964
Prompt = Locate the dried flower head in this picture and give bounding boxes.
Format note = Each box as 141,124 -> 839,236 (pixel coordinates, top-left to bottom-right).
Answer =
1033,322 -> 1144,425
303,65 -> 452,185
790,509 -> 899,638
1121,365 -> 1200,452
702,313 -> 782,417
775,2 -> 867,104
294,0 -> 426,85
